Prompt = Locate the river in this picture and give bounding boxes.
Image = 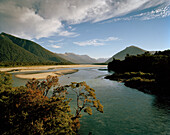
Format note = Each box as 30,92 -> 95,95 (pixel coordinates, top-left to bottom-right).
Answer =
12,67 -> 170,135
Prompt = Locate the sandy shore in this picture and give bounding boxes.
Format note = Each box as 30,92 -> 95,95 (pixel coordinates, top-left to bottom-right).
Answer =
0,64 -> 106,73
15,69 -> 79,79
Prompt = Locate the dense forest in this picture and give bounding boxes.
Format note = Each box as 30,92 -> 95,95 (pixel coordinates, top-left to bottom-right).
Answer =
0,32 -> 72,66
0,72 -> 103,134
106,50 -> 170,97
0,61 -> 72,67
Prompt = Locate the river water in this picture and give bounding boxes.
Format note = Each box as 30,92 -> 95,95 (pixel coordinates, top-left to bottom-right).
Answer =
12,67 -> 170,135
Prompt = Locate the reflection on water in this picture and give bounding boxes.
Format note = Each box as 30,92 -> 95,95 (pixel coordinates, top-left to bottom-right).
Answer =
12,67 -> 170,135
152,97 -> 170,114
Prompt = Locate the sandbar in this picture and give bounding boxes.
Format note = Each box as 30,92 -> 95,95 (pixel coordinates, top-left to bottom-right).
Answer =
0,64 -> 106,73
15,69 -> 79,79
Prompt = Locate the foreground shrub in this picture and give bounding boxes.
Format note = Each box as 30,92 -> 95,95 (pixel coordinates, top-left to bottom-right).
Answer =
0,74 -> 74,134
0,72 -> 103,134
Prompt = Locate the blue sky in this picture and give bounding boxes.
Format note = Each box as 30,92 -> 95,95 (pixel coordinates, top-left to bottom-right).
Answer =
0,0 -> 170,58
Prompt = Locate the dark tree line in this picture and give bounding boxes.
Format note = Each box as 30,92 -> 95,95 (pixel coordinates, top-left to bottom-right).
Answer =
0,61 -> 73,67
107,50 -> 170,96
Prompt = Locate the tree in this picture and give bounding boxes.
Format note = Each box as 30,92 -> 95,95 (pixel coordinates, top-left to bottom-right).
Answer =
57,82 -> 103,117
26,76 -> 104,132
53,81 -> 104,132
0,73 -> 75,135
0,73 -> 104,134
107,49 -> 170,96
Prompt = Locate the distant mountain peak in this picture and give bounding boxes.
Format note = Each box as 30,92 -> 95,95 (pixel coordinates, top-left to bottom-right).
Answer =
127,45 -> 137,48
127,45 -> 136,48
126,45 -> 145,50
106,45 -> 147,63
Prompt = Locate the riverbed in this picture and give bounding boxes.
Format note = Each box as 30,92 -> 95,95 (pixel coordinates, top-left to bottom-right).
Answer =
12,67 -> 170,135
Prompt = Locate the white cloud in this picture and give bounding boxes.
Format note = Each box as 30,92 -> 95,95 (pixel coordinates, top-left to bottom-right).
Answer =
102,37 -> 119,41
68,26 -> 72,29
73,36 -> 119,46
58,31 -> 80,37
50,45 -> 61,49
71,28 -> 76,31
74,40 -> 104,46
0,0 -> 169,39
101,6 -> 170,23
48,39 -> 64,43
140,6 -> 170,20
48,40 -> 56,43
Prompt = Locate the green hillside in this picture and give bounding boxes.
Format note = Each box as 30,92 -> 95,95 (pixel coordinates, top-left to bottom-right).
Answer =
0,32 -> 72,66
0,34 -> 46,62
106,46 -> 146,63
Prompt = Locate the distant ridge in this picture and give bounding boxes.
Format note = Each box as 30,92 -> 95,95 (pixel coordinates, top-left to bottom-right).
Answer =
56,52 -> 108,64
96,58 -> 108,63
0,32 -> 72,64
106,46 -> 147,63
57,52 -> 98,63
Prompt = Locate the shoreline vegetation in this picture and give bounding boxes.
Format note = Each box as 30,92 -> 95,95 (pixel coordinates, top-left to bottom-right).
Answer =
105,72 -> 156,94
106,50 -> 170,98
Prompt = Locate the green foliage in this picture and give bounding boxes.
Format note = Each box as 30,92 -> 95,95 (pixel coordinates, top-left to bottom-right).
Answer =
0,72 -> 103,134
106,72 -> 154,81
108,50 -> 170,73
0,34 -> 45,63
125,77 -> 156,92
0,61 -> 72,67
0,72 -> 12,87
107,50 -> 170,96
126,77 -> 155,82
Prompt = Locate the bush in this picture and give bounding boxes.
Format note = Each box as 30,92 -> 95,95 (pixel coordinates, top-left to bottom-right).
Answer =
0,73 -> 74,135
0,72 -> 103,134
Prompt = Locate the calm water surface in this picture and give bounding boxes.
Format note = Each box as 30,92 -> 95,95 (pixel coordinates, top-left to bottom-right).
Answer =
12,67 -> 170,135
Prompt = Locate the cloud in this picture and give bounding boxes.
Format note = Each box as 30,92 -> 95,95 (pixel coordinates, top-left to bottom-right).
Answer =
74,40 -> 104,46
73,36 -> 119,46
50,45 -> 61,49
101,6 -> 170,23
48,39 -> 64,43
68,26 -> 76,31
102,37 -> 119,41
139,6 -> 170,20
58,31 -> 80,37
0,0 -> 169,39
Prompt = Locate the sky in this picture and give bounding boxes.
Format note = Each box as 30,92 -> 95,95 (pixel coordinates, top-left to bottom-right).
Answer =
0,0 -> 170,59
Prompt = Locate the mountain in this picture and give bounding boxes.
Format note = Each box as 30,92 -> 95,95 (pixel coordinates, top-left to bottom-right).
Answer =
0,33 -> 45,63
0,32 -> 72,64
106,46 -> 147,63
96,58 -> 109,63
57,53 -> 98,63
